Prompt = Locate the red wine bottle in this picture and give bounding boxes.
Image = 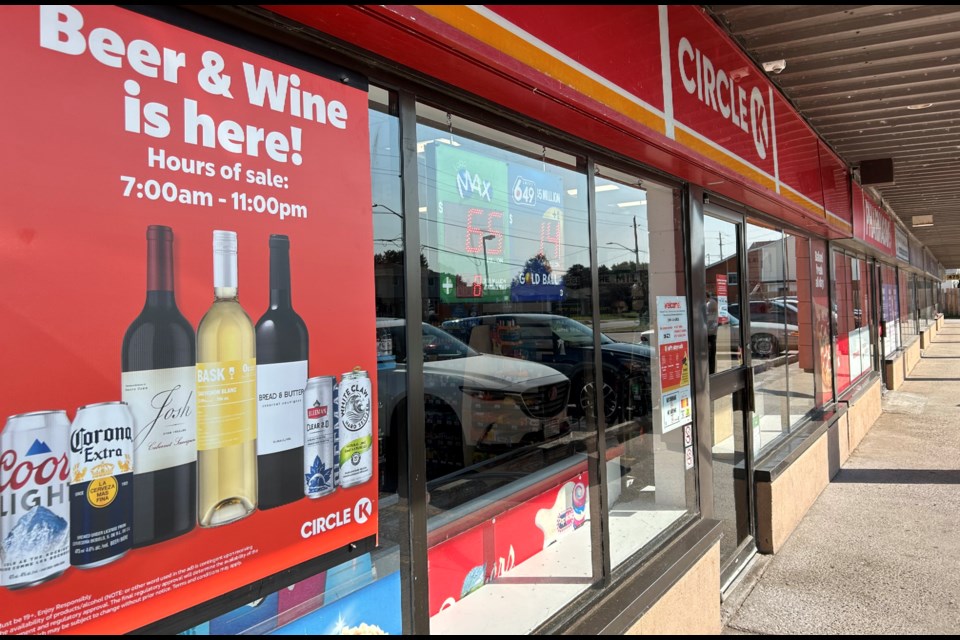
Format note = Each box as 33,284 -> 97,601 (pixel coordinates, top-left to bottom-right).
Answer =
121,225 -> 197,546
256,234 -> 309,510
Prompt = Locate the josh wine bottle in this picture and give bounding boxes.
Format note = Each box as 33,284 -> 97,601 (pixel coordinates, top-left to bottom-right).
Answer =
255,234 -> 309,510
196,230 -> 258,527
121,225 -> 197,547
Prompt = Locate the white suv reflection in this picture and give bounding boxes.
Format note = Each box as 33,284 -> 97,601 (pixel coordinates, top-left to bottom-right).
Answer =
375,319 -> 571,492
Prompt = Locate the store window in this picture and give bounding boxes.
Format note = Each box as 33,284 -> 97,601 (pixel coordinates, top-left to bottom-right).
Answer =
703,215 -> 742,374
900,271 -> 920,344
369,85 -> 406,601
745,221 -> 787,452
916,276 -> 927,330
921,278 -> 935,328
743,221 -> 788,452
901,270 -> 918,339
784,232 -> 815,422
833,250 -> 874,395
934,279 -> 942,317
880,264 -> 901,357
415,105 -> 595,634
410,104 -> 699,632
740,223 -> 818,454
594,165 -> 697,568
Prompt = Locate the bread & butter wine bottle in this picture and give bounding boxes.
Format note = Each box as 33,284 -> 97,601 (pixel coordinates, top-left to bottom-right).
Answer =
255,234 -> 309,510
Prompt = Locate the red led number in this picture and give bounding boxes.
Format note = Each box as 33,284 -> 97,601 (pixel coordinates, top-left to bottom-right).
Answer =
540,220 -> 561,261
465,208 -> 504,255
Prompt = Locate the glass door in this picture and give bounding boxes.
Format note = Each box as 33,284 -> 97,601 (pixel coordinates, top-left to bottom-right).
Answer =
704,207 -> 757,589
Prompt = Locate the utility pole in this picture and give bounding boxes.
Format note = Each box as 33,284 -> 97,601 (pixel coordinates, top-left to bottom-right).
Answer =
633,216 -> 640,268
633,217 -> 641,327
718,231 -> 724,261
482,233 -> 495,294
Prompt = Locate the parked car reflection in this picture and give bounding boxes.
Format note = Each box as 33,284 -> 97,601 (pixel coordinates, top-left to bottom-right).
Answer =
639,304 -> 797,360
727,299 -> 800,357
375,319 -> 571,493
440,314 -> 652,426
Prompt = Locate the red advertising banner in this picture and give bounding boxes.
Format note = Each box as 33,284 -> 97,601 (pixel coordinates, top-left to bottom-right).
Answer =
428,470 -> 589,616
852,182 -> 895,256
0,5 -> 376,634
487,5 -> 664,111
715,274 -> 728,299
810,240 -> 834,405
273,5 -> 849,234
667,5 -> 777,178
715,273 -> 729,322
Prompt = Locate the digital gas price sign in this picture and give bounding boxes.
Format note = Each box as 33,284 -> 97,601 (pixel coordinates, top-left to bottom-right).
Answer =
431,144 -> 565,304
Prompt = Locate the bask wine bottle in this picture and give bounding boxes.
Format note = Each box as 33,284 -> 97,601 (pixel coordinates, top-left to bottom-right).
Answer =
255,235 -> 309,510
196,230 -> 258,527
121,225 -> 197,547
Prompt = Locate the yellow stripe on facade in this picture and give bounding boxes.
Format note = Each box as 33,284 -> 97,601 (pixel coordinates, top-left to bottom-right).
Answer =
827,215 -> 853,234
779,185 -> 827,219
417,6 -> 838,229
416,5 -> 666,135
674,129 -> 776,192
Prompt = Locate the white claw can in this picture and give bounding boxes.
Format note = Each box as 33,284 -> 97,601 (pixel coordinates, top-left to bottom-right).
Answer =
304,376 -> 336,498
335,368 -> 373,488
1,410 -> 72,590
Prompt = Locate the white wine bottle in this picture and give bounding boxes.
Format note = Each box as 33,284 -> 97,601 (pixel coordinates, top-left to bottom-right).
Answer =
196,230 -> 258,527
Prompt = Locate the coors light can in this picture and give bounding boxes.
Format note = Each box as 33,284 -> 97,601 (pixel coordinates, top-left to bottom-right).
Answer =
335,368 -> 373,488
304,376 -> 336,498
1,410 -> 71,590
69,402 -> 134,568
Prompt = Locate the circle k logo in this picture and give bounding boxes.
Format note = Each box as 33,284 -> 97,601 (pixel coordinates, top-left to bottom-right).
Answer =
354,497 -> 372,524
677,36 -> 771,161
300,497 -> 374,539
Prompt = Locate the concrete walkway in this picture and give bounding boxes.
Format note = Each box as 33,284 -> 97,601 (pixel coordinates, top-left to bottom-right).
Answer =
721,319 -> 960,635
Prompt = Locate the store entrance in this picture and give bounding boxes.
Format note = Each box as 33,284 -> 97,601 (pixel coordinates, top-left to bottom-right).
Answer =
703,208 -> 758,589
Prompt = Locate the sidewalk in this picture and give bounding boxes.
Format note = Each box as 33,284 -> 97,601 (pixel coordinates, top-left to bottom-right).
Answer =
721,319 -> 960,635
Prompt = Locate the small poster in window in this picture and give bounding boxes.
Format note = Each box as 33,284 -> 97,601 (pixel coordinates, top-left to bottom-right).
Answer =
716,274 -> 729,322
849,327 -> 863,380
860,326 -> 872,374
657,296 -> 692,433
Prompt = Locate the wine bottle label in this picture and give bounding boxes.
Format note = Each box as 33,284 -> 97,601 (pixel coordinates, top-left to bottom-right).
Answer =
122,366 -> 197,474
256,360 -> 307,456
196,358 -> 257,450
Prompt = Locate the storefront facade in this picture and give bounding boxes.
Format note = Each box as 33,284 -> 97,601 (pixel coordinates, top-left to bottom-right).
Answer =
0,5 -> 945,636
832,183 -> 944,397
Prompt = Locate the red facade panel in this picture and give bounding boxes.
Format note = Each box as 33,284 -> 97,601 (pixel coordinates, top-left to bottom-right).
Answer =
488,5 -> 664,112
667,5 -> 776,177
852,182 -> 895,256
266,5 -> 853,239
819,141 -> 852,228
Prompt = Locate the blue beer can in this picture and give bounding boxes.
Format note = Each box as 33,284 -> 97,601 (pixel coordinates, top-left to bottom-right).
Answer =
304,376 -> 336,498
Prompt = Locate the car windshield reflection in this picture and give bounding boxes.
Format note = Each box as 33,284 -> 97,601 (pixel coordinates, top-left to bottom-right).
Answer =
422,322 -> 479,360
550,315 -> 617,346
376,318 -> 573,512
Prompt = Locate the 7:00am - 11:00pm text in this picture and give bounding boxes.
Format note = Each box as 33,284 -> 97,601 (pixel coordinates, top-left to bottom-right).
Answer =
120,175 -> 309,220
